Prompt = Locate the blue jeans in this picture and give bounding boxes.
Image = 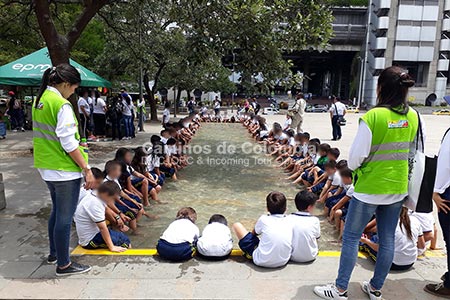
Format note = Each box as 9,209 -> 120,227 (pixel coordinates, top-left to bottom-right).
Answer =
336,196 -> 403,291
122,115 -> 132,137
46,178 -> 82,267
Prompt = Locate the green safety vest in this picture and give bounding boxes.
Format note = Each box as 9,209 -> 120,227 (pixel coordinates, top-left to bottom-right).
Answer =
354,107 -> 418,195
32,89 -> 88,172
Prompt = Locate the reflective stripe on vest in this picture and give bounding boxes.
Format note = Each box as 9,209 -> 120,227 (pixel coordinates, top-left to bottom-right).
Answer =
354,107 -> 418,195
32,89 -> 86,172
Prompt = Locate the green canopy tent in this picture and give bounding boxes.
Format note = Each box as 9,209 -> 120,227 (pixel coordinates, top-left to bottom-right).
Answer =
0,48 -> 111,88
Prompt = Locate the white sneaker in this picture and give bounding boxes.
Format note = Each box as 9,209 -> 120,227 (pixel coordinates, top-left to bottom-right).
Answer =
361,281 -> 382,300
314,284 -> 348,300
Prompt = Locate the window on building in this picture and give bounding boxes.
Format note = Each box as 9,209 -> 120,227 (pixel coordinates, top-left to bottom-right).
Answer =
392,61 -> 429,87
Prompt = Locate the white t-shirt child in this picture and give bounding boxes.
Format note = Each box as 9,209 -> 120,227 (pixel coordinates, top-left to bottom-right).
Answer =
393,216 -> 421,266
160,219 -> 200,244
289,212 -> 321,262
197,222 -> 233,257
74,192 -> 107,247
253,214 -> 293,268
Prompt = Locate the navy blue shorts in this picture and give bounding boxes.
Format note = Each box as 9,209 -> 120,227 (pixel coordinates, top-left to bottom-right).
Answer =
156,239 -> 196,262
311,182 -> 325,193
238,232 -> 260,259
131,177 -> 154,193
150,171 -> 165,186
340,207 -> 348,221
115,197 -> 142,219
83,230 -> 130,249
160,165 -> 176,178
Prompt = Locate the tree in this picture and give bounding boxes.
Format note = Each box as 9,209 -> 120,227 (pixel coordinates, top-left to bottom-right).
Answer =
32,0 -> 111,65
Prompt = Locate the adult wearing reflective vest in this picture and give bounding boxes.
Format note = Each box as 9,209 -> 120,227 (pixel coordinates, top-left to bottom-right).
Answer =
314,66 -> 419,300
32,64 -> 94,277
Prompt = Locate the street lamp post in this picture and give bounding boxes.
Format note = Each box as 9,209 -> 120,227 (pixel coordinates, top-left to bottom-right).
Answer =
231,51 -> 236,113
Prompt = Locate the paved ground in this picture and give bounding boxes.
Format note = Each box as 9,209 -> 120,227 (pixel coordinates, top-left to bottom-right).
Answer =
0,110 -> 450,299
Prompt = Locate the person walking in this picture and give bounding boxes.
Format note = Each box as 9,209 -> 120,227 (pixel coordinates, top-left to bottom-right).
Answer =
424,129 -> 450,297
32,64 -> 94,276
92,90 -> 107,139
290,93 -> 306,133
214,96 -> 221,116
329,96 -> 346,141
314,66 -> 418,300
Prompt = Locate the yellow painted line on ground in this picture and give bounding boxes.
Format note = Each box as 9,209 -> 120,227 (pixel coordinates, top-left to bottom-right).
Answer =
72,246 -> 366,258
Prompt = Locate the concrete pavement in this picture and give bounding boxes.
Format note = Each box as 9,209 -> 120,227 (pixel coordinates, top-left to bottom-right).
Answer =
0,111 -> 450,299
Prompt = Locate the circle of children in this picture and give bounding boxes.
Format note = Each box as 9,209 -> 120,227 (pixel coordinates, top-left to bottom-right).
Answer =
74,108 -> 438,271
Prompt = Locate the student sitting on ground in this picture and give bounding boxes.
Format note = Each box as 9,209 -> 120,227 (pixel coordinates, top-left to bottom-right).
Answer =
412,211 -> 440,254
78,167 -> 105,202
131,146 -> 162,193
359,207 -> 425,271
74,181 -> 130,252
233,191 -> 293,268
328,167 -> 354,240
197,214 -> 234,260
289,190 -> 321,263
157,207 -> 199,262
289,142 -> 330,184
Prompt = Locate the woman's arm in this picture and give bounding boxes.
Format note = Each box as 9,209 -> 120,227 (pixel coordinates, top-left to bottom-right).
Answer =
348,120 -> 372,171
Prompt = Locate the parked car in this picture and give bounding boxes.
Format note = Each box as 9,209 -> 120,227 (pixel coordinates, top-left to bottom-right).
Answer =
346,106 -> 359,113
433,109 -> 450,116
306,104 -> 328,113
263,107 -> 279,115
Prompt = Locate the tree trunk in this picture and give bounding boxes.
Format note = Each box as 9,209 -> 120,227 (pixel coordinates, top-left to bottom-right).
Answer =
143,72 -> 158,121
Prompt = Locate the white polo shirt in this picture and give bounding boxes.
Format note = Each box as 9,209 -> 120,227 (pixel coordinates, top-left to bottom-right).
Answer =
160,219 -> 199,244
288,212 -> 321,263
197,222 -> 233,257
253,214 -> 293,268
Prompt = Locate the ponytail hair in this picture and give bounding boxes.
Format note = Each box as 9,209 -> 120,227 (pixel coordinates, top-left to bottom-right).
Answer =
376,66 -> 415,115
399,207 -> 413,240
35,63 -> 81,108
95,90 -> 101,105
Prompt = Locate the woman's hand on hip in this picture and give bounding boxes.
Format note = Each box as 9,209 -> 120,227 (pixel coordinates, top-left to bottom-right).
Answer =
433,192 -> 450,213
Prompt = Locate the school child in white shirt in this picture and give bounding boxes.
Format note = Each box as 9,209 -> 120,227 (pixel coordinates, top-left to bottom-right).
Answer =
162,102 -> 171,127
289,191 -> 321,263
359,207 -> 424,271
233,191 -> 293,268
412,211 -> 439,253
157,207 -> 200,262
78,168 -> 105,203
197,214 -> 233,260
74,181 -> 130,252
329,167 -> 354,240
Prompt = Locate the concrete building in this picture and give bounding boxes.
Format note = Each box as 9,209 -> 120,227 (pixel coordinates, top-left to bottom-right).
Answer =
362,0 -> 446,106
292,0 -> 450,106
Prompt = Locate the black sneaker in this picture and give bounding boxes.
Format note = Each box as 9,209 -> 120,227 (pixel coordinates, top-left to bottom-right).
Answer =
47,255 -> 57,264
55,262 -> 92,277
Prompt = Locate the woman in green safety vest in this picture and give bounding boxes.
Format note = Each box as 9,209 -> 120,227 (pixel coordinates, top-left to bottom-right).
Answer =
32,64 -> 94,277
314,66 -> 419,300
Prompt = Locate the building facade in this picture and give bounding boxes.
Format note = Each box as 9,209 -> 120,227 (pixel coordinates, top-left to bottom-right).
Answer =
363,0 -> 448,105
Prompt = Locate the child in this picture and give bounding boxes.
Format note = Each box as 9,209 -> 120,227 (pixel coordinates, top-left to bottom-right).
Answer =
289,190 -> 321,263
411,211 -> 439,253
360,207 -> 424,271
283,114 -> 292,131
197,214 -> 233,260
157,207 -> 199,262
104,160 -> 146,231
74,181 -> 130,252
233,191 -> 293,268
78,167 -> 104,202
328,167 -> 354,240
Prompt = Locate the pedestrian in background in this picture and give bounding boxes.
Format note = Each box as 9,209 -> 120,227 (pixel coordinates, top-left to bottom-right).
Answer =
6,91 -> 25,132
92,90 -> 107,139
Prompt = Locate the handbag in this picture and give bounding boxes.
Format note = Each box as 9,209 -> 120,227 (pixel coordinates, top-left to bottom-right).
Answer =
334,103 -> 346,126
406,112 -> 437,212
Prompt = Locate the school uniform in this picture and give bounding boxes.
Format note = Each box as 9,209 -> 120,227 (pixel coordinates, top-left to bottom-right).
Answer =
289,212 -> 321,263
340,185 -> 354,221
147,155 -> 166,185
74,192 -> 130,249
239,214 -> 293,268
157,219 -> 200,262
197,222 -> 233,259
411,211 -> 435,234
104,176 -> 140,219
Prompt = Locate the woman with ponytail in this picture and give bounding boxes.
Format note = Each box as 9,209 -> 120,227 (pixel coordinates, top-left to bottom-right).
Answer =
314,66 -> 422,300
92,90 -> 107,138
32,63 -> 94,276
